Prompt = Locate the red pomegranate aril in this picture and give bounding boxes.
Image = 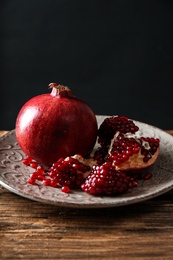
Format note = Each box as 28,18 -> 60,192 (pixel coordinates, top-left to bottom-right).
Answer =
37,165 -> 46,171
143,154 -> 151,162
30,172 -> 39,179
27,178 -> 36,185
122,154 -> 129,161
52,162 -> 59,168
22,157 -> 33,165
133,147 -> 140,154
30,162 -> 38,169
144,172 -> 152,180
43,179 -> 51,186
50,180 -> 59,187
35,169 -> 45,175
48,171 -> 57,178
37,175 -> 46,181
129,180 -> 138,188
62,186 -> 70,193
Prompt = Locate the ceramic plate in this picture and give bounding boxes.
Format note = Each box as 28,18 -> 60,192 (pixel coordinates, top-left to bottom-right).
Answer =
0,115 -> 173,208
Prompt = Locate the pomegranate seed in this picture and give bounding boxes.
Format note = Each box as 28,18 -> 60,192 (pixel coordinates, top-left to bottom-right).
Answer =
61,186 -> 70,193
37,175 -> 46,181
50,180 -> 58,187
143,172 -> 152,180
42,179 -> 51,186
30,172 -> 39,179
27,178 -> 36,185
35,168 -> 45,175
48,171 -> 57,178
30,162 -> 38,169
37,165 -> 45,171
22,157 -> 32,165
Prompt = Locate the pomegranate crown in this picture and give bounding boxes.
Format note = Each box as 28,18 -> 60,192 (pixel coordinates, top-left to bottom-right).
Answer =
49,82 -> 72,97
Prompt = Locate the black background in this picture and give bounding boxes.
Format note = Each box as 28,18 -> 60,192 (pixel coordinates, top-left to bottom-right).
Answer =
1,0 -> 173,130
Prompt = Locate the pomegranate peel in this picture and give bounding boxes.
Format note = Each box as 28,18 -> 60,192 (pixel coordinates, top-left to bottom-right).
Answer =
16,83 -> 98,164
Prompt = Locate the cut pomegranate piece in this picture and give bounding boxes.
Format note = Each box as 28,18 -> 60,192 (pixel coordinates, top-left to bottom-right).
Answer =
48,156 -> 91,189
97,116 -> 139,147
94,116 -> 160,172
81,162 -> 137,195
107,132 -> 160,171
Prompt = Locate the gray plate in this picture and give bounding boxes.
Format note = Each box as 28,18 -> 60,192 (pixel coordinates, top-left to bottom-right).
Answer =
0,115 -> 173,208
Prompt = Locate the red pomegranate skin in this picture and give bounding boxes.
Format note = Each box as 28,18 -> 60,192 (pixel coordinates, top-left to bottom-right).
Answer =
16,85 -> 98,164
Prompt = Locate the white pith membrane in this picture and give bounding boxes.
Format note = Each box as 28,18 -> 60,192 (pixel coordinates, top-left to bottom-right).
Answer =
108,131 -> 160,171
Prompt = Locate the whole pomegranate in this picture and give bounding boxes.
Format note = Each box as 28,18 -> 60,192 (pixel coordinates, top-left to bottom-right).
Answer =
16,83 -> 98,164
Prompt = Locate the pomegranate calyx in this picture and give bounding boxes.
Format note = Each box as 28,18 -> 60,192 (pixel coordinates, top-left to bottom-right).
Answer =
49,83 -> 72,97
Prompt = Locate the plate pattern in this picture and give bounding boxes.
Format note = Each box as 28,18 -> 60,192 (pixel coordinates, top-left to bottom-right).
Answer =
1,115 -> 173,208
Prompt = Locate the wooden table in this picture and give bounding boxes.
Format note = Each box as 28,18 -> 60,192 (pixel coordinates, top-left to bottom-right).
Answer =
1,130 -> 173,260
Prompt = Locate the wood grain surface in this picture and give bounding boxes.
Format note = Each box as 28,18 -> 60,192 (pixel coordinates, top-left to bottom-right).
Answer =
1,130 -> 173,260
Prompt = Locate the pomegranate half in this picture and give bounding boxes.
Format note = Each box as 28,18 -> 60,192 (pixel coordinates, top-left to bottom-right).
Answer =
16,83 -> 98,164
107,132 -> 160,172
93,116 -> 160,172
